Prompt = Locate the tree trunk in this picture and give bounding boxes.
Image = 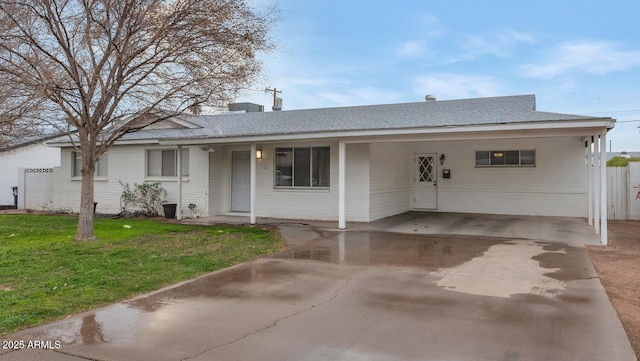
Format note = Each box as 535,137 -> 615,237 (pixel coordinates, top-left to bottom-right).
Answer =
76,143 -> 97,241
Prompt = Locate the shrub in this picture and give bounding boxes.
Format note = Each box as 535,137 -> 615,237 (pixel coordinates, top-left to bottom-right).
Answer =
120,181 -> 167,216
607,156 -> 640,167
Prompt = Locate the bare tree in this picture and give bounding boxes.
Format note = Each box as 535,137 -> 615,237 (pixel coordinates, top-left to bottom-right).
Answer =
0,0 -> 276,240
0,77 -> 45,149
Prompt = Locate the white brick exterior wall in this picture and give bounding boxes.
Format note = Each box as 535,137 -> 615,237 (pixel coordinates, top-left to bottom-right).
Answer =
207,146 -> 228,216
54,145 -> 209,216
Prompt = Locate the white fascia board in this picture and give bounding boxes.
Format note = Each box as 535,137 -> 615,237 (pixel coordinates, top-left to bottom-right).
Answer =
47,138 -> 160,147
158,119 -> 613,146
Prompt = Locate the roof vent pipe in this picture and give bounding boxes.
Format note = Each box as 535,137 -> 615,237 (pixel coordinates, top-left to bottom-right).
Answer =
272,97 -> 283,111
425,94 -> 436,101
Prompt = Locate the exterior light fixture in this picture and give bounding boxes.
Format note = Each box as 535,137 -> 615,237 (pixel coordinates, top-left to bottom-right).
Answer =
439,154 -> 445,166
256,149 -> 263,159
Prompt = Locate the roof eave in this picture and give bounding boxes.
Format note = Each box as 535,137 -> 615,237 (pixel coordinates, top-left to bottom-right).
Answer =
157,118 -> 615,146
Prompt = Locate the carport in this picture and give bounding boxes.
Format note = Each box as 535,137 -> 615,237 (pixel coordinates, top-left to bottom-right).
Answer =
335,128 -> 611,246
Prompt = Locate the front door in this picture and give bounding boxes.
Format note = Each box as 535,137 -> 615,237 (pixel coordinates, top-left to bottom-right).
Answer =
413,153 -> 437,209
231,150 -> 250,212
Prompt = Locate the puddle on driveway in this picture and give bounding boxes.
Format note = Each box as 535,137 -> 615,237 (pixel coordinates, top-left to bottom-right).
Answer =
22,259 -> 350,347
531,241 -> 595,281
271,231 -> 594,299
271,231 -> 508,271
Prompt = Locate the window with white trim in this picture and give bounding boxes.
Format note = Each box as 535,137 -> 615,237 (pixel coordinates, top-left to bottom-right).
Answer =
475,150 -> 535,167
275,147 -> 330,187
72,152 -> 108,177
146,148 -> 189,177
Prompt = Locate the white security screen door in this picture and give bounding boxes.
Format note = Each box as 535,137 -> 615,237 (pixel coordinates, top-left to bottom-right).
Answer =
231,150 -> 251,212
413,154 -> 437,209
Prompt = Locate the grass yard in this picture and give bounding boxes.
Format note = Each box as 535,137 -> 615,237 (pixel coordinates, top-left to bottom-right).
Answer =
0,214 -> 283,335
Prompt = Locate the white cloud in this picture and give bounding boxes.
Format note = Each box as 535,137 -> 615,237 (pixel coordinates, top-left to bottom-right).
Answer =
398,40 -> 427,57
396,13 -> 442,58
498,30 -> 536,45
521,41 -> 640,78
413,73 -> 505,99
457,30 -> 537,60
397,30 -> 442,58
318,87 -> 405,107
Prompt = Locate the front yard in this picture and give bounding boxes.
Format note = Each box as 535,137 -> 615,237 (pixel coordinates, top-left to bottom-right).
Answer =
0,214 -> 283,335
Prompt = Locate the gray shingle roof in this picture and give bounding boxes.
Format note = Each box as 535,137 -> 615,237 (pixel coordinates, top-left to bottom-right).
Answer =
1,130 -> 70,152
57,94 -> 609,144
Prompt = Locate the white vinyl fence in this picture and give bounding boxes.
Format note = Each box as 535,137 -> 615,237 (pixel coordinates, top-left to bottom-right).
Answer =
17,168 -> 54,210
607,162 -> 640,220
629,162 -> 640,220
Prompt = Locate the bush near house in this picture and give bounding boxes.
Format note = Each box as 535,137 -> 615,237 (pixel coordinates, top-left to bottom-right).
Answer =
119,181 -> 167,216
0,215 -> 283,335
607,156 -> 640,167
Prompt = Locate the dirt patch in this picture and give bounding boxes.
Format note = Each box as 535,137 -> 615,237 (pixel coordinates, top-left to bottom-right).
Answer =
587,220 -> 640,359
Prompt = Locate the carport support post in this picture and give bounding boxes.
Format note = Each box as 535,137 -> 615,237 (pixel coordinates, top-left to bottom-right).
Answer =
587,137 -> 595,226
594,135 -> 601,235
599,133 -> 608,245
177,145 -> 183,220
250,143 -> 257,225
338,140 -> 346,229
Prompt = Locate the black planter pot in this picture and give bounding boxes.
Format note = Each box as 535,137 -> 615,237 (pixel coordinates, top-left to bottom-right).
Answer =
162,203 -> 177,219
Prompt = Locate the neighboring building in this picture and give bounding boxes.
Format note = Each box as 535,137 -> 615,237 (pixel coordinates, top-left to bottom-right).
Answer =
607,151 -> 640,161
0,134 -> 63,207
48,94 -> 614,235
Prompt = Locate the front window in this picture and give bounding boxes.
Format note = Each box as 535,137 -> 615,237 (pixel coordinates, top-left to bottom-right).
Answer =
72,152 -> 108,177
146,148 -> 189,177
275,147 -> 330,187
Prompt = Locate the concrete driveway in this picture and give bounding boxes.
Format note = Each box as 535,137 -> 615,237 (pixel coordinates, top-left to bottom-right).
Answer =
1,214 -> 636,361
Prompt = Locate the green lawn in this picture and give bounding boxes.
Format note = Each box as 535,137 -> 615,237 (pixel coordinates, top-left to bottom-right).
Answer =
0,214 -> 283,335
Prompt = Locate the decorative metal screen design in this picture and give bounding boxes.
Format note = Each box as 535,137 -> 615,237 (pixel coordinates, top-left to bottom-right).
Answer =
25,168 -> 53,173
418,156 -> 434,182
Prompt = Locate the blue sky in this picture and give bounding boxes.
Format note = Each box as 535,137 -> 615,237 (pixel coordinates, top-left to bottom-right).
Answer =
241,0 -> 640,151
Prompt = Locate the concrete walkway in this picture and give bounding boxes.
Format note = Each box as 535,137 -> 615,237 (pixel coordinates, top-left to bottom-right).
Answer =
184,211 -> 601,246
1,213 -> 635,361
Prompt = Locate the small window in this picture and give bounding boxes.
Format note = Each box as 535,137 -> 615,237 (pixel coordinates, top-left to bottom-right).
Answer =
275,147 -> 330,188
475,151 -> 490,166
475,150 -> 535,167
72,152 -> 108,177
520,150 -> 535,165
147,148 -> 189,177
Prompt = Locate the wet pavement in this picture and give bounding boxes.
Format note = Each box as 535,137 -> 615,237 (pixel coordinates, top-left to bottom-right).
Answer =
1,230 -> 635,361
